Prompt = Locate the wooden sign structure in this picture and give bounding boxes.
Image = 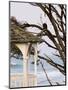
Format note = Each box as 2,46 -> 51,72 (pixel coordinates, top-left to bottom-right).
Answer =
10,17 -> 42,87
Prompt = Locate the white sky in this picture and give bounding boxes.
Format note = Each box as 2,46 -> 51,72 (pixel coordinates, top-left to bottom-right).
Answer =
10,2 -> 55,33
10,2 -> 43,24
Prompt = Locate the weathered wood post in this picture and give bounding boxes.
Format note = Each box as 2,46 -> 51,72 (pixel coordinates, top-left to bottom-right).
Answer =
15,43 -> 29,87
34,43 -> 38,86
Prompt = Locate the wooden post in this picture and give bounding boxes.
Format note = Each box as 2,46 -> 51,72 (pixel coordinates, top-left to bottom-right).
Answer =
34,43 -> 38,85
22,54 -> 28,87
15,43 -> 29,87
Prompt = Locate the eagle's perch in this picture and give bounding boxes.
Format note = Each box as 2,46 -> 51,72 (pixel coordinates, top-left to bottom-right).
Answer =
10,16 -> 42,43
10,17 -> 42,87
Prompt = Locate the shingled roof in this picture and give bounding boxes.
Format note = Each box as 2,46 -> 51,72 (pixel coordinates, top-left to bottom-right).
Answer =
10,17 -> 42,43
